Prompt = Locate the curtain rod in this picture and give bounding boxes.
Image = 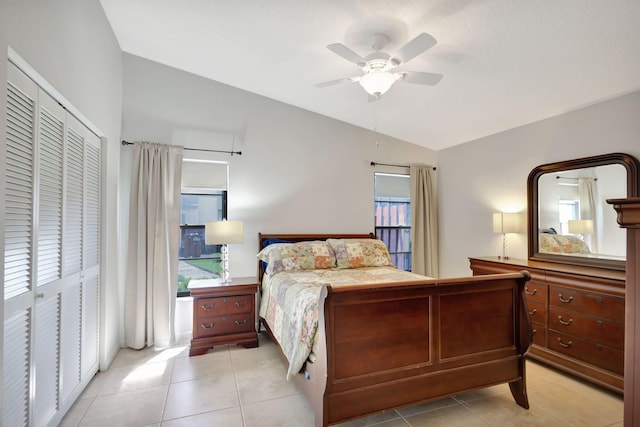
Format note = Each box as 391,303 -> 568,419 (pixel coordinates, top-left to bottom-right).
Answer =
370,161 -> 436,171
121,140 -> 242,156
556,176 -> 596,181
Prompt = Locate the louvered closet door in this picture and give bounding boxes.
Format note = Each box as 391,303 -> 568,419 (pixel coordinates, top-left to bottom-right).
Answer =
82,131 -> 101,377
3,61 -> 102,427
4,62 -> 37,427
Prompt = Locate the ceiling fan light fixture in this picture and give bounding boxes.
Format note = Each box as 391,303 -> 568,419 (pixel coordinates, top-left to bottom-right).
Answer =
359,70 -> 396,97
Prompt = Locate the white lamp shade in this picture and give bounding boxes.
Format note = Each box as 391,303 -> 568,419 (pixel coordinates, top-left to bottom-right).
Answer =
205,220 -> 244,245
568,219 -> 594,235
493,212 -> 521,234
359,71 -> 396,96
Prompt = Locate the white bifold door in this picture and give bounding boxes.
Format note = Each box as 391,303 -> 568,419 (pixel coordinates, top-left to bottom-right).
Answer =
3,61 -> 101,427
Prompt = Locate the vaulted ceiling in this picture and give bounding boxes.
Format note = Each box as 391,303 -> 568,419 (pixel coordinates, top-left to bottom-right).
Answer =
100,0 -> 640,150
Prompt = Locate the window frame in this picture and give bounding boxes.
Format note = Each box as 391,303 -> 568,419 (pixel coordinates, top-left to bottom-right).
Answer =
374,173 -> 412,271
177,189 -> 228,297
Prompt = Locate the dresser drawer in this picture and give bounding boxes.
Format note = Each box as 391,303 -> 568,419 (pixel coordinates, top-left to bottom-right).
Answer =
197,294 -> 253,317
548,307 -> 623,349
524,281 -> 547,305
531,322 -> 546,346
549,286 -> 624,323
194,313 -> 255,338
526,300 -> 546,325
548,330 -> 624,376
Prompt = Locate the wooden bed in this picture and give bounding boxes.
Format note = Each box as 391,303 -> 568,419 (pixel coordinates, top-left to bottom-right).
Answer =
258,233 -> 533,427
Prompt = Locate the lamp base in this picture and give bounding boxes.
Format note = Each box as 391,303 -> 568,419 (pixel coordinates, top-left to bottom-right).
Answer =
220,244 -> 231,284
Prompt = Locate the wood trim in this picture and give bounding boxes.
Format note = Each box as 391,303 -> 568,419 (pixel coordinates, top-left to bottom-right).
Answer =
608,198 -> 640,427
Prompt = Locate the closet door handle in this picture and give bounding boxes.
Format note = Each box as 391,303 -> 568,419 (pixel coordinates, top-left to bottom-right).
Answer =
558,315 -> 573,326
558,294 -> 573,303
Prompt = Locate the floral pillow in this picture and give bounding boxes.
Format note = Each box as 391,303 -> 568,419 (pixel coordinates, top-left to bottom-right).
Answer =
327,238 -> 394,269
539,233 -> 591,254
257,241 -> 336,275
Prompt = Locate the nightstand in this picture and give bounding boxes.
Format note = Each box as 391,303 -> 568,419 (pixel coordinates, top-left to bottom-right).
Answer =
188,276 -> 259,356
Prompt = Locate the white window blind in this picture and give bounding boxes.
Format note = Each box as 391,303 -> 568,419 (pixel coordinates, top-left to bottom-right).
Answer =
181,160 -> 227,190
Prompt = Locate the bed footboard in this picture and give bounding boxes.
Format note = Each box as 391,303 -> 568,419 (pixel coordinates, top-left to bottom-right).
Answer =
298,271 -> 532,426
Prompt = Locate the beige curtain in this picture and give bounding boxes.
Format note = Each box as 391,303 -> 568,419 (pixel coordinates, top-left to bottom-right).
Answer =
125,141 -> 183,349
578,177 -> 599,253
410,165 -> 438,277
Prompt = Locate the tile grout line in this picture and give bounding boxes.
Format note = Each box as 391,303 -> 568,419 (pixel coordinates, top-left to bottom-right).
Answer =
229,346 -> 249,427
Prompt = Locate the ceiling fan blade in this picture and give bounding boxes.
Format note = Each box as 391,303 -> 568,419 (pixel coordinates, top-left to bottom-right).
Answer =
327,43 -> 366,66
315,76 -> 359,88
399,71 -> 443,86
392,33 -> 437,65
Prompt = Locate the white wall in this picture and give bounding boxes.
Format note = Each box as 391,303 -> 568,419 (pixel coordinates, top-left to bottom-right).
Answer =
120,54 -> 438,285
0,0 -> 123,370
438,91 -> 640,277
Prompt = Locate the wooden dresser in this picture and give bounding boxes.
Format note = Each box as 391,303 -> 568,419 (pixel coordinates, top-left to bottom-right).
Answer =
469,256 -> 625,393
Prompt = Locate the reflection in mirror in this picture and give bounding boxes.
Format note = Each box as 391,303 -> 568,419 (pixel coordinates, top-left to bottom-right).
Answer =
537,164 -> 626,261
528,153 -> 639,270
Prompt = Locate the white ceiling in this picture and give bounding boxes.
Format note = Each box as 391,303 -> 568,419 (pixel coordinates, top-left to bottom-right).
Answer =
99,0 -> 640,151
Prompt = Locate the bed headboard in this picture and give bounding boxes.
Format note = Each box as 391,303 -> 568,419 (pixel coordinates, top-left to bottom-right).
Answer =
257,232 -> 375,281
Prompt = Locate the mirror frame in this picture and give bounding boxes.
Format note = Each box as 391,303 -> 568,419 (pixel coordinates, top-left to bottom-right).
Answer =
527,152 -> 640,270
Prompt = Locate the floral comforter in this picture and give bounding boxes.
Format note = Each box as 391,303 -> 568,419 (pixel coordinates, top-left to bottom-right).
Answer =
259,266 -> 428,379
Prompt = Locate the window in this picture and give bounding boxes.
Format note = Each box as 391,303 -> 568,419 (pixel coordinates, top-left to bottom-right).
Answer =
177,191 -> 227,296
558,200 -> 579,234
374,173 -> 412,271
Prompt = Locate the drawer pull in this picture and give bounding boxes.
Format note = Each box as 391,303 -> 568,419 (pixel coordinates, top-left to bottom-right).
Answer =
235,319 -> 247,327
529,308 -> 538,315
201,323 -> 215,330
201,303 -> 216,311
558,316 -> 573,326
525,287 -> 537,296
235,300 -> 248,308
557,338 -> 573,348
597,320 -> 603,327
558,294 -> 573,303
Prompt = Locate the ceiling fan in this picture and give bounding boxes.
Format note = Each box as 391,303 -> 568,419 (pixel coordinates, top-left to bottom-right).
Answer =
316,32 -> 443,100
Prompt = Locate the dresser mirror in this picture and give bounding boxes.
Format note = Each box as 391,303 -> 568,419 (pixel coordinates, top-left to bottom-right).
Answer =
527,153 -> 639,270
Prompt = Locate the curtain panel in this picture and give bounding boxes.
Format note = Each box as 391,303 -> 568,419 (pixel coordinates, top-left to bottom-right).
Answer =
125,141 -> 184,349
410,165 -> 439,277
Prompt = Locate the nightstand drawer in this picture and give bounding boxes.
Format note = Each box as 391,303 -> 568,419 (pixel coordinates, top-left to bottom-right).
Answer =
195,313 -> 255,338
197,294 -> 253,317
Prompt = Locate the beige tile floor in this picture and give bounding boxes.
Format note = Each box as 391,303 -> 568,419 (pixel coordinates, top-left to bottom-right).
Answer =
61,332 -> 623,427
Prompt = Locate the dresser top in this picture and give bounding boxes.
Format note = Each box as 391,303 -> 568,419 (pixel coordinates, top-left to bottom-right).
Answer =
469,256 -> 626,281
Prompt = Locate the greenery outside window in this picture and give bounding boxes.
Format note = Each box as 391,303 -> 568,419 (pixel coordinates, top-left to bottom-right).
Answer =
178,191 -> 227,296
